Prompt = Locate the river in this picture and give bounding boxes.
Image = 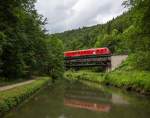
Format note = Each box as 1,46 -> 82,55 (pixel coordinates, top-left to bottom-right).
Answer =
4,80 -> 150,118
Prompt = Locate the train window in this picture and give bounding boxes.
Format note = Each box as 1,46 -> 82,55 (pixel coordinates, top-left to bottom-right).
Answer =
101,49 -> 104,53
71,52 -> 74,56
96,49 -> 100,53
74,52 -> 77,55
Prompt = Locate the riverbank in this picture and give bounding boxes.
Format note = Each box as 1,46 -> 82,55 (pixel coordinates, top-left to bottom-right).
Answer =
0,77 -> 51,117
64,70 -> 150,95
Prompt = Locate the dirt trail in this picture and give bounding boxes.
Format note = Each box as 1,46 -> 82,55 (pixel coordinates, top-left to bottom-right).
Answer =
111,55 -> 128,71
0,80 -> 35,92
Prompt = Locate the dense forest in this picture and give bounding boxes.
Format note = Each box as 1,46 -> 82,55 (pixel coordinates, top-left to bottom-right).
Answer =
0,0 -> 64,80
54,0 -> 150,71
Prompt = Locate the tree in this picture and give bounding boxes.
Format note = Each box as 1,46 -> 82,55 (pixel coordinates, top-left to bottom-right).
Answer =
0,0 -> 50,79
45,37 -> 64,80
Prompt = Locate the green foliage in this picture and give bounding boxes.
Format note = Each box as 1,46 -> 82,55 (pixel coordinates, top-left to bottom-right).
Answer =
0,0 -> 64,79
65,70 -> 150,94
0,32 -> 6,72
0,0 -> 45,78
0,77 -> 50,116
133,52 -> 150,71
95,31 -> 120,53
45,36 -> 64,79
104,71 -> 150,92
54,25 -> 103,50
64,70 -> 104,83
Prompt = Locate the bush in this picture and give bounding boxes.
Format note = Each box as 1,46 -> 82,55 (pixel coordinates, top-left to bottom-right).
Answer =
64,70 -> 104,83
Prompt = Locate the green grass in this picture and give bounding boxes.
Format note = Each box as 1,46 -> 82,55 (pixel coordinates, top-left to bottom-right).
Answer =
64,70 -> 104,82
64,70 -> 150,94
104,71 -> 150,91
0,77 -> 51,116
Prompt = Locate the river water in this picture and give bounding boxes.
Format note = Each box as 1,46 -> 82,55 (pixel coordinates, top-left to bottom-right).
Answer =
4,80 -> 150,118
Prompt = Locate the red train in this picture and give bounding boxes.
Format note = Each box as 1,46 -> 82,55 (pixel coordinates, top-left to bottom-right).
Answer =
64,48 -> 111,57
64,47 -> 111,70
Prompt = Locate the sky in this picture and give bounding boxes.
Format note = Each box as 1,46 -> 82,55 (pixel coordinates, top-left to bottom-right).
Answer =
36,0 -> 126,34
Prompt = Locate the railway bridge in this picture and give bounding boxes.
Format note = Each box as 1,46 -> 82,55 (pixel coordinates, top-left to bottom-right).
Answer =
64,47 -> 128,71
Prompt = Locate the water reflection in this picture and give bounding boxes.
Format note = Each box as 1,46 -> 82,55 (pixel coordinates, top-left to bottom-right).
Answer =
78,80 -> 129,105
64,81 -> 129,113
64,98 -> 111,112
64,83 -> 112,112
3,80 -> 150,118
111,94 -> 129,105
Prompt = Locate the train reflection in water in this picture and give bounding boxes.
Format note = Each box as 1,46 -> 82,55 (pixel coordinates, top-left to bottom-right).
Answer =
64,99 -> 111,112
64,82 -> 112,112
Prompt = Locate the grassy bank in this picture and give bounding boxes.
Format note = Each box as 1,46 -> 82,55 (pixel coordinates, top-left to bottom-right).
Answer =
0,77 -> 51,117
64,70 -> 150,95
64,70 -> 104,82
104,71 -> 150,94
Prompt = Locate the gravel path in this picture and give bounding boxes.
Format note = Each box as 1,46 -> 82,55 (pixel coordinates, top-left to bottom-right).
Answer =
0,80 -> 35,92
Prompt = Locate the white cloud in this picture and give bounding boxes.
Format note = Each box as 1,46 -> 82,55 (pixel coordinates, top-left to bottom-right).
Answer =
36,0 -> 125,33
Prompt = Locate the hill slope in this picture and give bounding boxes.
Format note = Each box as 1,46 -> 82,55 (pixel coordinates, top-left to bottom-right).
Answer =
54,0 -> 150,71
54,11 -> 133,53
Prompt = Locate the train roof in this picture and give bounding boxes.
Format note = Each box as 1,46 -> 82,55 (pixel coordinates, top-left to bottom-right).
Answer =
64,47 -> 108,53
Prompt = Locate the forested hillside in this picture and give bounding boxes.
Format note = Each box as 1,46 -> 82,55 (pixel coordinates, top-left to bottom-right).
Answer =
55,11 -> 133,52
0,0 -> 64,80
55,0 -> 150,71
